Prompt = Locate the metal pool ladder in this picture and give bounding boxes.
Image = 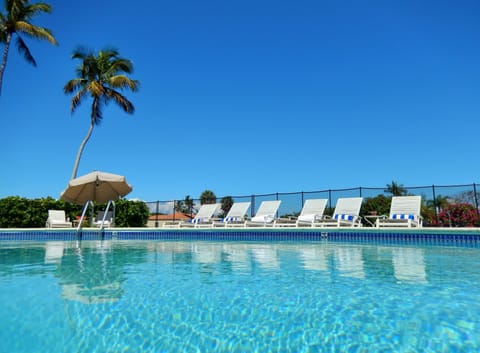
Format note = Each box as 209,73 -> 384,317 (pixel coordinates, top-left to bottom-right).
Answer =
76,200 -> 116,232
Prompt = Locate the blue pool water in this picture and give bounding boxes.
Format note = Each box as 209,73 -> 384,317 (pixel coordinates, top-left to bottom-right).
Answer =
0,239 -> 479,352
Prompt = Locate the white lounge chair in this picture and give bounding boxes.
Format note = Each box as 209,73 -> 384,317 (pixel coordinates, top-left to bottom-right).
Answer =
315,197 -> 363,227
245,200 -> 281,227
274,199 -> 328,227
213,202 -> 251,227
45,210 -> 72,228
178,203 -> 221,228
296,199 -> 328,227
95,211 -> 113,228
376,196 -> 422,228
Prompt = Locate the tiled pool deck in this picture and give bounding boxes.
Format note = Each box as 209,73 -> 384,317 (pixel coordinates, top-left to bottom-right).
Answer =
1,227 -> 480,245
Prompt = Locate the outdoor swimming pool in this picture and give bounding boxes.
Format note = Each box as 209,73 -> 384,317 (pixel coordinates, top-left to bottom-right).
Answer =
0,235 -> 479,352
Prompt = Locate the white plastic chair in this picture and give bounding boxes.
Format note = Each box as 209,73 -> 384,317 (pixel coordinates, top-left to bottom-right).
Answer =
315,197 -> 363,227
45,210 -> 72,228
213,202 -> 251,227
376,196 -> 422,228
245,200 -> 282,227
179,203 -> 221,228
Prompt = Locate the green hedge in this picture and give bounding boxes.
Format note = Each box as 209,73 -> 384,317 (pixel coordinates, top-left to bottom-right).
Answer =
107,199 -> 150,227
0,196 -> 150,228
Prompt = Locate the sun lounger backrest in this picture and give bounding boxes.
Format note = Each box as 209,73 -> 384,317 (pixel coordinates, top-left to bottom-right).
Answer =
48,210 -> 67,221
389,196 -> 421,219
255,200 -> 281,217
194,203 -> 220,220
300,199 -> 327,217
333,198 -> 363,218
226,202 -> 251,218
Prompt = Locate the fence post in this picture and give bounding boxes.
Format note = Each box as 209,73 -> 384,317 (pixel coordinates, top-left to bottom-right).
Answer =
301,191 -> 304,207
155,201 -> 159,228
432,185 -> 438,225
251,195 -> 255,218
474,183 -> 479,219
173,200 -> 177,223
359,187 -> 362,197
276,193 -> 280,218
328,190 -> 332,210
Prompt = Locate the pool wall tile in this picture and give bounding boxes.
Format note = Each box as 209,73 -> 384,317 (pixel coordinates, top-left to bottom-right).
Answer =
0,228 -> 479,246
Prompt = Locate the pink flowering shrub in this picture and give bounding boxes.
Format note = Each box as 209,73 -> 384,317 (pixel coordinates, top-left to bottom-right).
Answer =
438,203 -> 479,227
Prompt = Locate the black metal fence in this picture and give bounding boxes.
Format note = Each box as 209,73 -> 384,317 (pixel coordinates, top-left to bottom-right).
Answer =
145,183 -> 480,226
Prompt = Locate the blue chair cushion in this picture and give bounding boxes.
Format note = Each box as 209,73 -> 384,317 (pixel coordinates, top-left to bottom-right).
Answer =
392,214 -> 415,220
334,214 -> 353,221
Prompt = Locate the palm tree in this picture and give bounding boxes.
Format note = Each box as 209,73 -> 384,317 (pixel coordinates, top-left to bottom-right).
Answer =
64,47 -> 139,180
184,196 -> 194,215
384,181 -> 407,196
220,196 -> 233,217
175,196 -> 195,215
174,200 -> 184,213
0,0 -> 58,95
426,194 -> 450,212
200,190 -> 216,205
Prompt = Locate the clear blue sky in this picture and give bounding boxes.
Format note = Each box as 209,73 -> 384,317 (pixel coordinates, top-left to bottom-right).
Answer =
0,0 -> 479,202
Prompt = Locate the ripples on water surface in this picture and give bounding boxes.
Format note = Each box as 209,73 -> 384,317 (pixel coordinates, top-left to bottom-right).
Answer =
0,239 -> 479,352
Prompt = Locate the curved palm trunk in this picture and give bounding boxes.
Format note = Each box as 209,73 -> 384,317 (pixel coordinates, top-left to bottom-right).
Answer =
0,33 -> 12,96
71,120 -> 95,180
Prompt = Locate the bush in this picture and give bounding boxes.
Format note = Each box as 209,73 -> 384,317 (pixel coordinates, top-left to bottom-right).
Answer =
0,196 -> 30,227
0,197 -> 149,228
114,199 -> 150,227
438,203 -> 479,227
420,205 -> 437,226
360,195 -> 391,218
0,196 -> 82,228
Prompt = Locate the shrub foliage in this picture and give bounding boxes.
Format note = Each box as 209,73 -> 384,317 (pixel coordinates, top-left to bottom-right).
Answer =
0,197 -> 149,228
437,203 -> 479,227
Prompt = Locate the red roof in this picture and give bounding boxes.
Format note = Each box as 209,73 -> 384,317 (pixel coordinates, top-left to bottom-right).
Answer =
149,213 -> 193,221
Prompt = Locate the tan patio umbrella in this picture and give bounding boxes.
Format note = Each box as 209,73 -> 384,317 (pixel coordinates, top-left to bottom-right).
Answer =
60,171 -> 132,205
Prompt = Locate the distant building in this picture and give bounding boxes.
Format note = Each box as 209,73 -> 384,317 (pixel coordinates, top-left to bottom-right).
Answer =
147,213 -> 193,227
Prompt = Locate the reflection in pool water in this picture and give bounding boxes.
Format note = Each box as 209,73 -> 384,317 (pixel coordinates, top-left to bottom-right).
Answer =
392,248 -> 427,283
0,240 -> 479,352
